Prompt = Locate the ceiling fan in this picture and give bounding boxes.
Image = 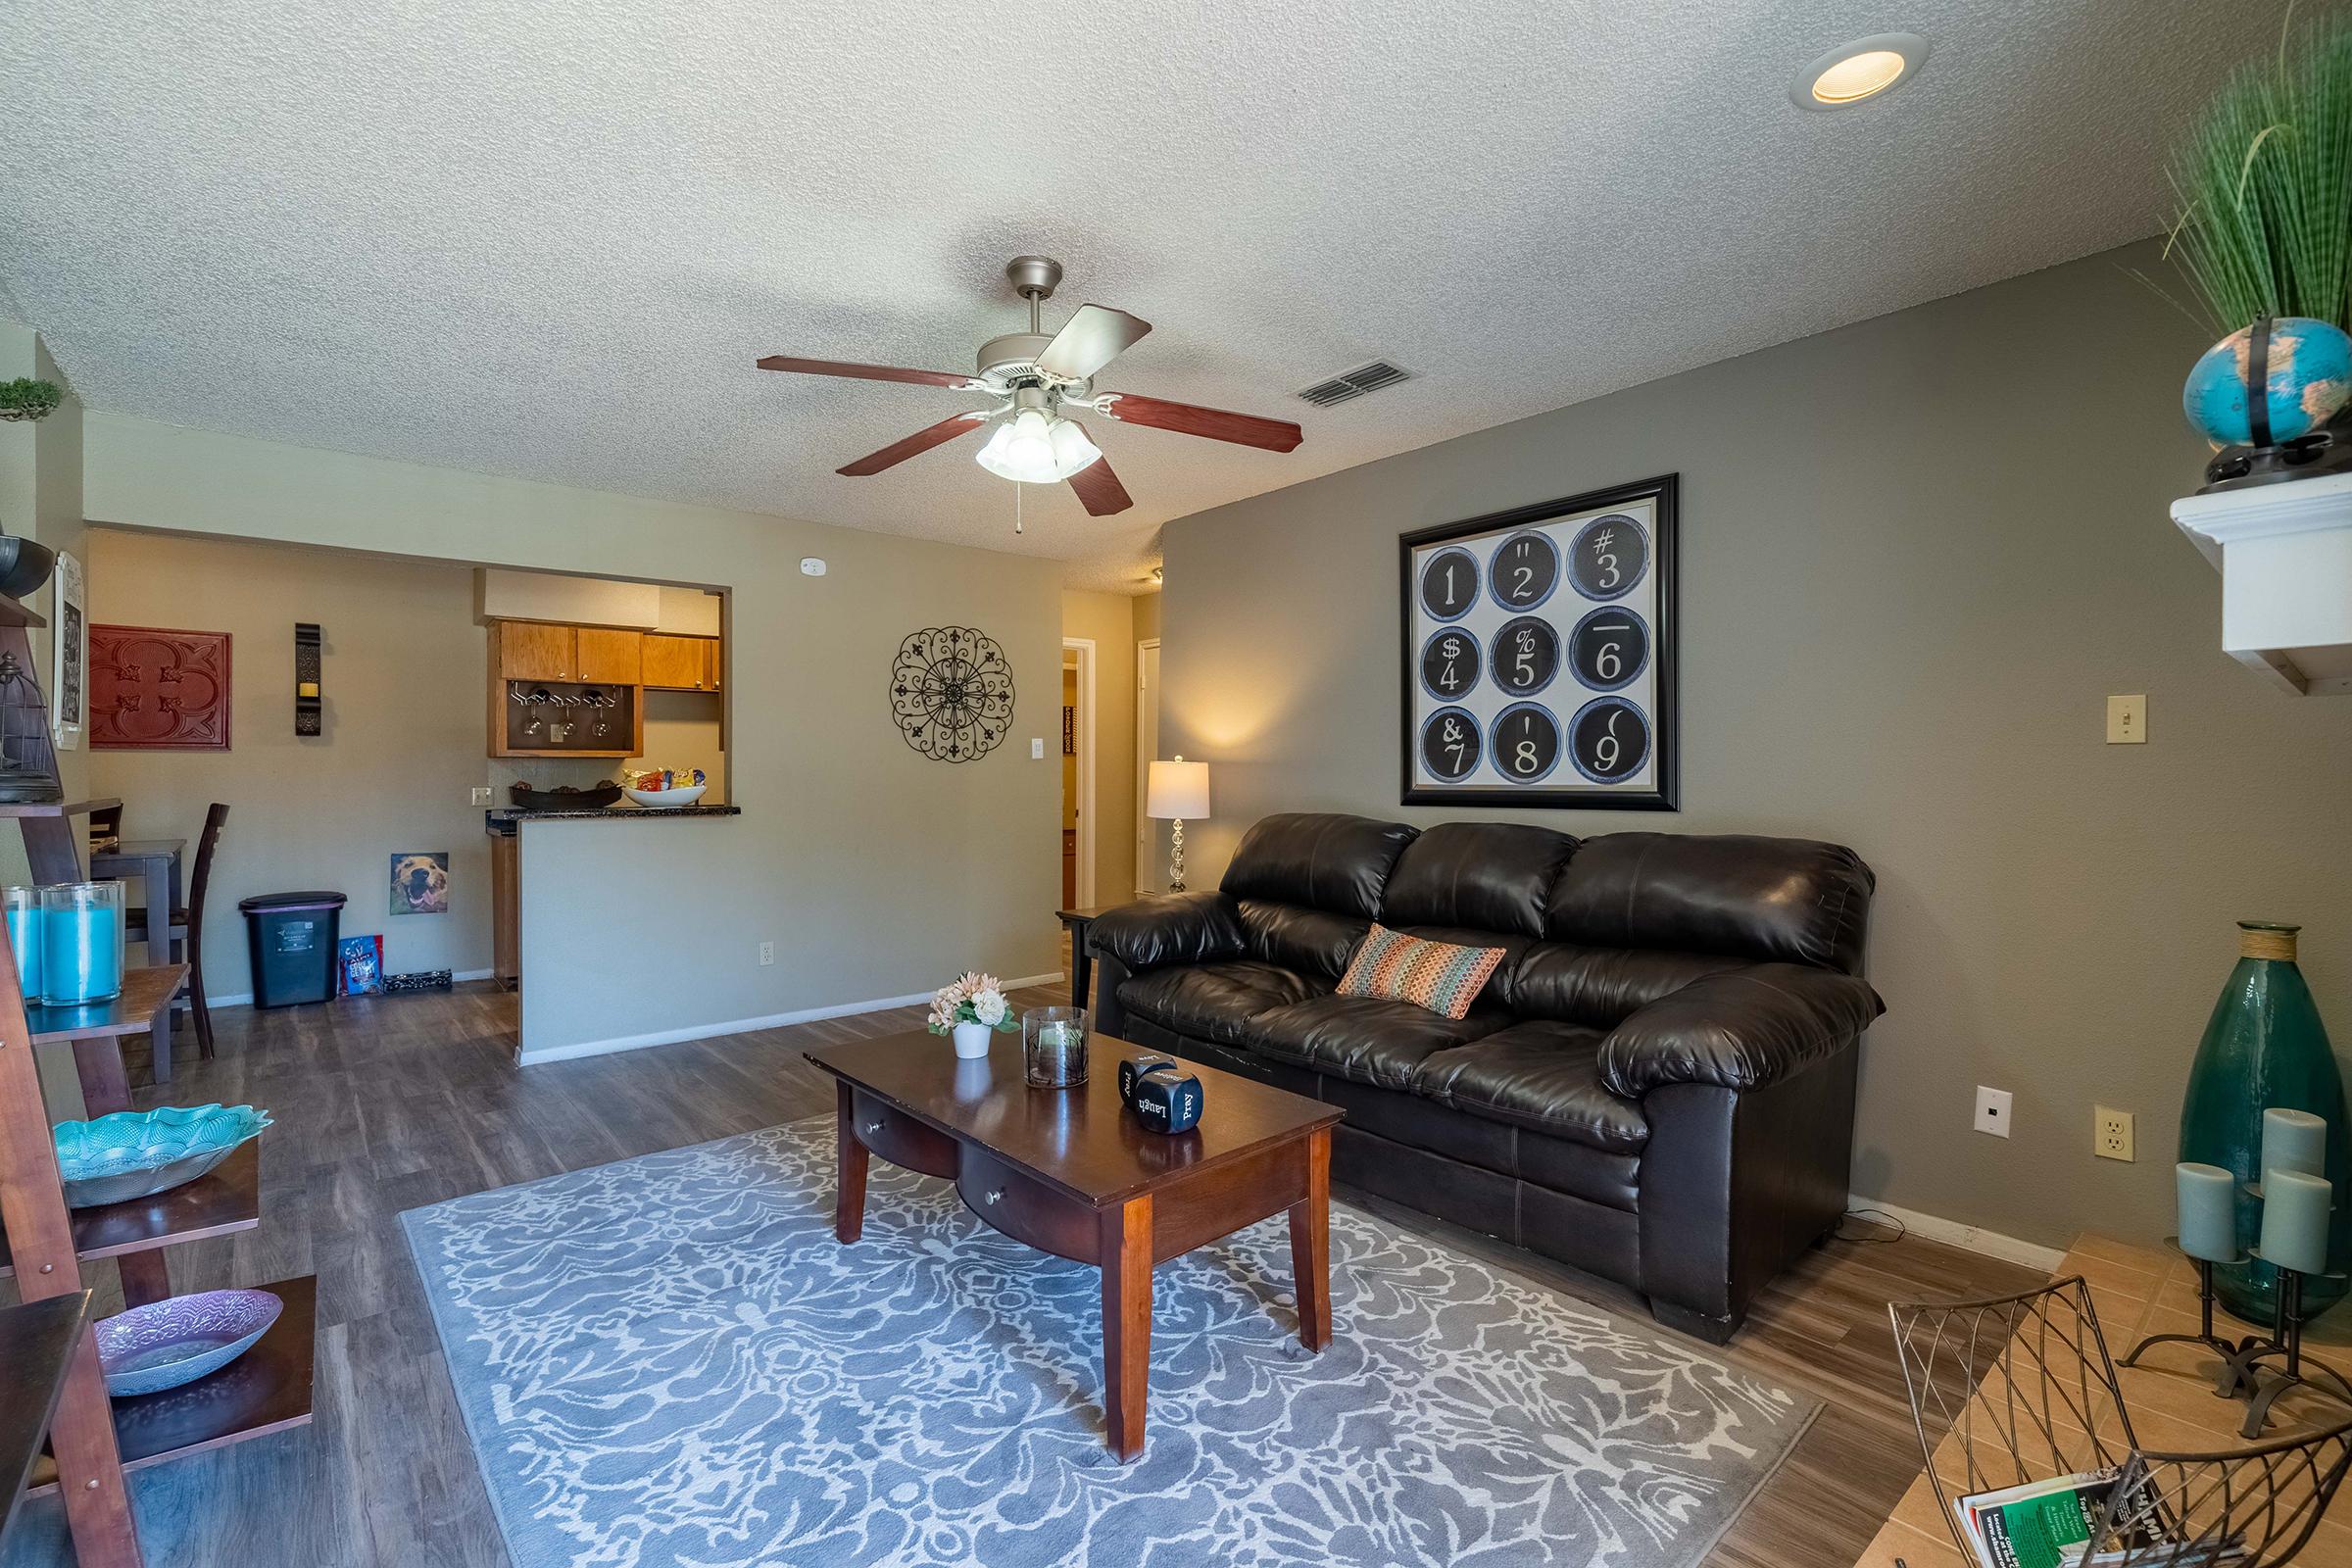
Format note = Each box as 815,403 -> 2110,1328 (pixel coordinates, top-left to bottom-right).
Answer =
757,256 -> 1304,518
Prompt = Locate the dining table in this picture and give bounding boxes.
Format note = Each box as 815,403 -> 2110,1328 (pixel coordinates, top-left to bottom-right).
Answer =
89,837 -> 184,972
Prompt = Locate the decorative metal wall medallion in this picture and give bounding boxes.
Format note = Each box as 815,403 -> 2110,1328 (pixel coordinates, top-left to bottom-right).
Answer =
890,627 -> 1014,762
90,625 -> 232,751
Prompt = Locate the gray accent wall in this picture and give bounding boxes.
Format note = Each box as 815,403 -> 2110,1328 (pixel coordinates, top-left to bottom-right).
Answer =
1156,240 -> 2352,1250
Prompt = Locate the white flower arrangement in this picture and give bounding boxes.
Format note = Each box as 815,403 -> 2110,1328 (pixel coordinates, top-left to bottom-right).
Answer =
927,971 -> 1019,1035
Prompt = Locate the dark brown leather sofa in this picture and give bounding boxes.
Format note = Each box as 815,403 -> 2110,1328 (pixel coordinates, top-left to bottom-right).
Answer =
1086,812 -> 1882,1343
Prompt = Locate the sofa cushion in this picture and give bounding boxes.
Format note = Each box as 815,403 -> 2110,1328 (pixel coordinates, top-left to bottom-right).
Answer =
1117,961 -> 1319,1048
1379,822 -> 1578,938
1221,812 -> 1418,920
1336,923 -> 1508,1019
1545,832 -> 1875,974
1498,944 -> 1750,1030
1242,994 -> 1508,1091
1412,1021 -> 1649,1153
1237,900 -> 1367,984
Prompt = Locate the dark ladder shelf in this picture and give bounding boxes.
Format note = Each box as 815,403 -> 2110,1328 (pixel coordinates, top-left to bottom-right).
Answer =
0,1143 -> 261,1277
0,1293 -> 89,1548
26,1274 -> 317,1495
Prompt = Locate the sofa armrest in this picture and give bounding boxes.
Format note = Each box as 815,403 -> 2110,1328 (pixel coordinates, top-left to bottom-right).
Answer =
1599,964 -> 1884,1099
1086,892 -> 1249,971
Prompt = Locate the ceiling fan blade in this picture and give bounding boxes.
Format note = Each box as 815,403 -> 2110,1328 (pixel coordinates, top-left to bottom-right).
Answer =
836,411 -> 990,476
1066,455 -> 1134,516
1093,392 -> 1302,453
759,355 -> 982,390
1035,305 -> 1153,381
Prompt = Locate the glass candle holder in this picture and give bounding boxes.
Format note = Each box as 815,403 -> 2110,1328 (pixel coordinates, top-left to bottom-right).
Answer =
3,885 -> 40,1000
1022,1005 -> 1089,1089
40,880 -> 124,1006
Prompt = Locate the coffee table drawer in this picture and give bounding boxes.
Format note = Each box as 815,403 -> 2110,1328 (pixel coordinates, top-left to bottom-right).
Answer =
849,1091 -> 957,1179
957,1149 -> 1097,1264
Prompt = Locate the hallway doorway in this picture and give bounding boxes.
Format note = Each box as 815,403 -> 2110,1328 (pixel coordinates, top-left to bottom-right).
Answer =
1060,638 -> 1096,908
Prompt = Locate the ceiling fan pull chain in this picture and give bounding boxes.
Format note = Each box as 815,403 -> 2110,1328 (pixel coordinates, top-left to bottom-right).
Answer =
1014,481 -> 1023,535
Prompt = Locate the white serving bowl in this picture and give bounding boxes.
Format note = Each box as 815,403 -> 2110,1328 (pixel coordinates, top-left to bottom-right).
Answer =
625,784 -> 709,808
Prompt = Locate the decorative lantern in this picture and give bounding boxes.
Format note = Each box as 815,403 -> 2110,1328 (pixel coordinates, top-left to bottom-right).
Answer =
0,650 -> 62,804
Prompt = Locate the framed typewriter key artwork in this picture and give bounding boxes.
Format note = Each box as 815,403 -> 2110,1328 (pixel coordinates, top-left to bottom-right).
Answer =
1399,473 -> 1678,809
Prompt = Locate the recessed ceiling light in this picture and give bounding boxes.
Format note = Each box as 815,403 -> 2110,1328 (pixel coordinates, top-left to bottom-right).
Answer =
1791,33 -> 1929,111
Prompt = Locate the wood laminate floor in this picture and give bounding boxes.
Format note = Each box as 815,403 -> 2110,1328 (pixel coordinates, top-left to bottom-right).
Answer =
5,985 -> 2042,1567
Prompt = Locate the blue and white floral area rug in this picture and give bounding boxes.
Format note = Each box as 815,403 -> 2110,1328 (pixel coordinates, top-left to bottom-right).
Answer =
402,1118 -> 1815,1568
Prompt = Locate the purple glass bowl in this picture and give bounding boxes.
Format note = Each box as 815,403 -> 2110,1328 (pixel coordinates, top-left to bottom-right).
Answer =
96,1289 -> 281,1397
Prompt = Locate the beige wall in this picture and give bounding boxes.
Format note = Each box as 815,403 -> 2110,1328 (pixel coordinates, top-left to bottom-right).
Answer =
85,529 -> 496,987
81,411 -> 1064,1057
1156,239 -> 2352,1252
1059,589 -> 1139,905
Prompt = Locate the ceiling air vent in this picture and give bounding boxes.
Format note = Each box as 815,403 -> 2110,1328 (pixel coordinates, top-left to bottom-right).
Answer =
1296,360 -> 1412,408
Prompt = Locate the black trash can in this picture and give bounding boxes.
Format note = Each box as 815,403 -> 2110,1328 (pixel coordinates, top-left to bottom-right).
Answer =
238,891 -> 346,1007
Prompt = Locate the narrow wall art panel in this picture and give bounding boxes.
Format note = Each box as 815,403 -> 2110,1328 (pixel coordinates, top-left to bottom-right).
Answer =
1399,474 -> 1678,809
89,625 -> 232,751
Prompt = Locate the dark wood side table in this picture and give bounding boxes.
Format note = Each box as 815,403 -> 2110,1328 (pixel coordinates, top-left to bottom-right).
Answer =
1053,906 -> 1116,1010
806,1030 -> 1341,1461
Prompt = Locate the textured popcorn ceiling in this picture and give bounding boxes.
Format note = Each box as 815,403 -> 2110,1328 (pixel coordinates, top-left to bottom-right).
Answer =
0,1 -> 2277,590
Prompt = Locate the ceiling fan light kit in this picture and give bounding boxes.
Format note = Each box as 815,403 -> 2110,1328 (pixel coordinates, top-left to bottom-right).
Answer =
759,255 -> 1305,519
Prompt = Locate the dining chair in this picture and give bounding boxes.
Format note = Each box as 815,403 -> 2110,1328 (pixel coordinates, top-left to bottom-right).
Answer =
124,803 -> 227,1059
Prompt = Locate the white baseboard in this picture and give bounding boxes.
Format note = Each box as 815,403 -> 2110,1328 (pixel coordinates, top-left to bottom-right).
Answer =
1849,1196 -> 2066,1273
204,967 -> 497,1010
516,970 -> 1068,1068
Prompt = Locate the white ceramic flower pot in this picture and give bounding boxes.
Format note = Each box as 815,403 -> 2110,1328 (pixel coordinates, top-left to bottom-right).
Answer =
953,1020 -> 992,1059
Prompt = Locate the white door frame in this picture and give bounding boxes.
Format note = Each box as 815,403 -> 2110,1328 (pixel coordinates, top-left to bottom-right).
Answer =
1135,637 -> 1160,896
1061,637 -> 1097,908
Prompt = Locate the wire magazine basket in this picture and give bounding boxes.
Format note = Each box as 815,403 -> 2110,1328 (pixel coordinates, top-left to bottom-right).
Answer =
1889,1278 -> 2352,1565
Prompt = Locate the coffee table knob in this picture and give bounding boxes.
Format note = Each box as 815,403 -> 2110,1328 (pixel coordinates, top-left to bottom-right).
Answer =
863,1120 -> 884,1135
984,1189 -> 1004,1205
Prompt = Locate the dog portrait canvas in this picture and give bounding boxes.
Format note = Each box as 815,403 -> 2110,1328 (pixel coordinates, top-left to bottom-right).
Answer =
391,852 -> 450,915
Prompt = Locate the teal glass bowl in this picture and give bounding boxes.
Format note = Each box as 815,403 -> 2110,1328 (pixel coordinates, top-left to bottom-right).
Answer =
51,1104 -> 273,1208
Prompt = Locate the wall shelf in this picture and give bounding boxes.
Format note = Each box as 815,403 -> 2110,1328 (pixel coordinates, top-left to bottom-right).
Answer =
2175,472 -> 2352,695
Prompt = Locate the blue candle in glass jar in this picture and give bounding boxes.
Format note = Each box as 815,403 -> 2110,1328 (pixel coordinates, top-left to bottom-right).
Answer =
2,886 -> 39,1000
39,881 -> 124,1005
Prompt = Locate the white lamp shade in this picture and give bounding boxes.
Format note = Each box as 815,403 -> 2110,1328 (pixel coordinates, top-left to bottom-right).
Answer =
975,411 -> 1102,483
1146,759 -> 1209,819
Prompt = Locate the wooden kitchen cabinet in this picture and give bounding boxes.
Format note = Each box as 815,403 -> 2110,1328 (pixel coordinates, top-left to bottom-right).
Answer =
574,626 -> 644,683
643,634 -> 719,692
497,621 -> 577,681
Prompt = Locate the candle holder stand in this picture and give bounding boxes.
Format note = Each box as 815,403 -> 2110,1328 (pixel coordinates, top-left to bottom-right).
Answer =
2122,1239 -> 2352,1438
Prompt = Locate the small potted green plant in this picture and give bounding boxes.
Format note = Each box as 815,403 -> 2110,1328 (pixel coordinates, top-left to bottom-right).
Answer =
2165,16 -> 2352,488
0,379 -> 62,423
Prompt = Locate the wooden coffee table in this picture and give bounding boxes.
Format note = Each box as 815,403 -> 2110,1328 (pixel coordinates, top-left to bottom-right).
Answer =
804,1030 -> 1343,1461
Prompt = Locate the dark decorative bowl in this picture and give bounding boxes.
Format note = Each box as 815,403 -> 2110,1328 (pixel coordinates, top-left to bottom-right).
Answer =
508,781 -> 622,812
0,533 -> 56,601
96,1289 -> 282,1396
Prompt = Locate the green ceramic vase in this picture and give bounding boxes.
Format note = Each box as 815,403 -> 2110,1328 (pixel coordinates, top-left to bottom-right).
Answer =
2179,922 -> 2349,1323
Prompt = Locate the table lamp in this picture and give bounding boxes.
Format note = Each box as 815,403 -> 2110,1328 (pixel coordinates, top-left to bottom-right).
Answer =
1146,757 -> 1209,893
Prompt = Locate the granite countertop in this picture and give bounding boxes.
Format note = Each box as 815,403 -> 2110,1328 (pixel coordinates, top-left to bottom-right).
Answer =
484,805 -> 742,829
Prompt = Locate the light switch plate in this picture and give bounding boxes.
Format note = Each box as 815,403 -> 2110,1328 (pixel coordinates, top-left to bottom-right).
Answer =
2106,694 -> 2147,744
1031,738 -> 1045,760
470,786 -> 494,807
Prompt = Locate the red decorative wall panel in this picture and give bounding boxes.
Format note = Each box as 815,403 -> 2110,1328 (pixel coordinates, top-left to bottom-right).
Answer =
89,626 -> 232,751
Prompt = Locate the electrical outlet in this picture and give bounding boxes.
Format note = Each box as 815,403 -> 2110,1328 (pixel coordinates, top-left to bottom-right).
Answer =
759,941 -> 775,967
470,786 -> 494,807
2095,1105 -> 2135,1162
1975,1086 -> 2013,1139
2106,695 -> 2147,744
1031,737 -> 1046,760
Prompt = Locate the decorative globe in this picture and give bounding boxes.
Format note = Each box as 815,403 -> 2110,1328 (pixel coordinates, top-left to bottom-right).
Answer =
2183,317 -> 2352,447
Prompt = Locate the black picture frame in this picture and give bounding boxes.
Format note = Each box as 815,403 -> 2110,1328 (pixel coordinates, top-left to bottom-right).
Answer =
1398,473 -> 1679,810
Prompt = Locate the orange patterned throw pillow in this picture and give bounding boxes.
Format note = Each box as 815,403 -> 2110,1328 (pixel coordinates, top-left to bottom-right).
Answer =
1336,924 -> 1507,1020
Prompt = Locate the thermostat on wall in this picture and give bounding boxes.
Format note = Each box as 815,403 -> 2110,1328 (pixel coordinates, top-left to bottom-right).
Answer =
800,558 -> 827,577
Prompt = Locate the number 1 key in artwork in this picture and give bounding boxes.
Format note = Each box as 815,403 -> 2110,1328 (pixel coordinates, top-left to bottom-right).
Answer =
1398,474 -> 1677,809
